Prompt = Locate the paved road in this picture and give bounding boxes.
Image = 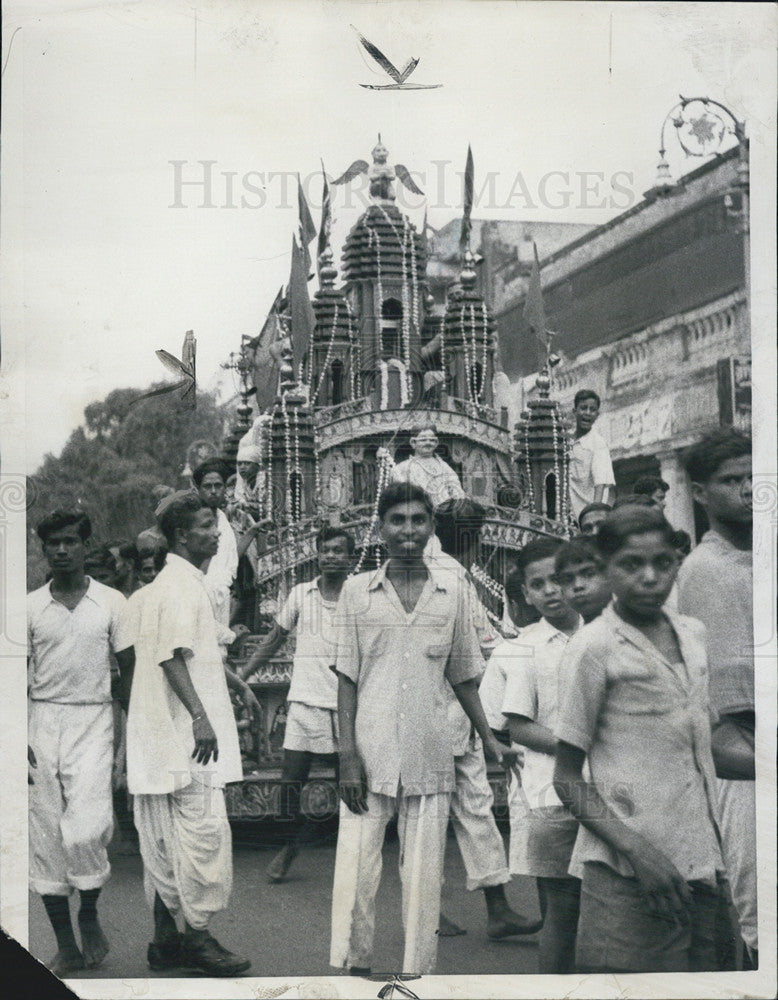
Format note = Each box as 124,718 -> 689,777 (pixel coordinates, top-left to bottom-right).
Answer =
29,821 -> 542,982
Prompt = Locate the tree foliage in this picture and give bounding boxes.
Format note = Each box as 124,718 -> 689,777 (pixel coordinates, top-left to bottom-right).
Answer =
27,385 -> 228,589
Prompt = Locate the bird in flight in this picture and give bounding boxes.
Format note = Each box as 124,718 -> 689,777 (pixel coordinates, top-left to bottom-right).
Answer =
352,26 -> 441,90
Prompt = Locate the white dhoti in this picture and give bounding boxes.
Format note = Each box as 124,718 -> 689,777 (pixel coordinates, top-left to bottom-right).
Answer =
717,777 -> 757,951
450,737 -> 510,891
29,701 -> 114,896
330,790 -> 451,975
134,778 -> 233,931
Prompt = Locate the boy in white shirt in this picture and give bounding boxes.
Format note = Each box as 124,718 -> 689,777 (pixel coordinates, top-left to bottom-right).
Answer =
569,390 -> 615,519
501,538 -> 583,973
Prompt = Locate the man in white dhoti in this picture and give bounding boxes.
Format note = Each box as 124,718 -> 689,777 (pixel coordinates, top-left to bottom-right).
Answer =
27,510 -> 126,976
330,483 -> 520,975
192,458 -> 239,632
114,491 -> 249,976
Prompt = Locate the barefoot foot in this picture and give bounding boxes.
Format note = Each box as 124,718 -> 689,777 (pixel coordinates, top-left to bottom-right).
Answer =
47,946 -> 85,977
78,916 -> 110,967
437,913 -> 467,937
487,908 -> 543,940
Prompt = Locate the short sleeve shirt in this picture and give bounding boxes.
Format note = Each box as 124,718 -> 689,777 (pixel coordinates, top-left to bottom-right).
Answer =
27,578 -> 126,704
335,561 -> 483,796
676,530 -> 753,715
478,635 -> 523,733
501,616 -> 581,810
119,553 -> 243,795
569,427 -> 615,518
554,604 -> 724,884
276,578 -> 339,710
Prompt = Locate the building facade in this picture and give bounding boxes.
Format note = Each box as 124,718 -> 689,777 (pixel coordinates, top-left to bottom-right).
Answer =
492,148 -> 750,540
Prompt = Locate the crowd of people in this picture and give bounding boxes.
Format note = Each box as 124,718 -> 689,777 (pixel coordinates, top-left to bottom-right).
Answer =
26,387 -> 758,980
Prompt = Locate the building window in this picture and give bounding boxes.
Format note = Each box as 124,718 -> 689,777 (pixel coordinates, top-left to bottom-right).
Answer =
381,298 -> 402,360
331,359 -> 344,405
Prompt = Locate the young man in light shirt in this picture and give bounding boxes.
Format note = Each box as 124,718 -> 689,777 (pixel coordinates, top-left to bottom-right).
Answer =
330,483 -> 520,975
569,390 -> 615,520
239,526 -> 354,884
676,428 -> 757,967
27,510 -> 126,976
553,506 -> 752,973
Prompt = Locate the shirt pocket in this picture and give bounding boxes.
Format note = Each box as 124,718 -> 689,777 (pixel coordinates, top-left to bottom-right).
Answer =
609,668 -> 678,716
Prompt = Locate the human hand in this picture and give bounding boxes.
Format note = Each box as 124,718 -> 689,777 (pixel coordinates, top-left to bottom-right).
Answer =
485,739 -> 522,780
192,714 -> 219,765
28,745 -> 37,786
628,840 -> 692,925
338,750 -> 368,815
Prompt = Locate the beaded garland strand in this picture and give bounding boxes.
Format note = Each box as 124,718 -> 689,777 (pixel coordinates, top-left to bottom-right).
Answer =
309,303 -> 339,407
351,446 -> 394,576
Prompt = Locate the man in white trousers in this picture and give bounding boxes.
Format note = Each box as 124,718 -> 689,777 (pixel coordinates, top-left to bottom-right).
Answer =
115,490 -> 249,976
330,482 -> 519,976
432,498 -> 541,940
27,509 -> 125,977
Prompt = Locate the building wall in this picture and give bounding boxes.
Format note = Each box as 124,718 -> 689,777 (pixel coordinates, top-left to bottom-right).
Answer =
498,150 -> 750,540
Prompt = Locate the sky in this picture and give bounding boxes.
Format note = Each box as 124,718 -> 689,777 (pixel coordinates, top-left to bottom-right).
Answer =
1,0 -> 775,473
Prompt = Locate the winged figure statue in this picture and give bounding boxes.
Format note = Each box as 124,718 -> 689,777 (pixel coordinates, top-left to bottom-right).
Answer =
333,137 -> 424,203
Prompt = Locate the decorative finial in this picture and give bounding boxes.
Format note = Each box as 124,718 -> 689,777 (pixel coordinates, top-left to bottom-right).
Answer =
535,365 -> 551,399
460,248 -> 477,290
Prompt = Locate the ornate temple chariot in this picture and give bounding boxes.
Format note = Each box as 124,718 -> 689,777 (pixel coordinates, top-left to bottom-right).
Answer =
220,140 -> 574,820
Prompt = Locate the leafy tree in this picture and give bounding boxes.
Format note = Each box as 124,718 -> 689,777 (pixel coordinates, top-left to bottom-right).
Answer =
27,385 -> 229,590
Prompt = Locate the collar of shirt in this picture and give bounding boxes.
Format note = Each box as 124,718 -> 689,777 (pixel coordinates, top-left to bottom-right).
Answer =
164,551 -> 205,582
601,602 -> 697,677
43,576 -> 102,608
523,614 -> 583,646
367,559 -> 449,594
699,529 -> 752,560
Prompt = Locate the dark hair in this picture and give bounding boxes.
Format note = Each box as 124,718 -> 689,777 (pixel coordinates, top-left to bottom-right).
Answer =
37,509 -> 92,543
612,493 -> 655,510
596,506 -> 676,560
409,420 -> 437,437
158,491 -> 205,548
574,389 -> 600,409
119,542 -> 138,562
84,545 -> 117,572
316,525 -> 355,555
670,529 -> 692,557
192,458 -> 229,487
632,475 -> 670,496
578,502 -> 612,528
135,544 -> 168,572
682,428 -> 751,484
514,537 -> 564,583
555,537 -> 605,576
434,498 -> 486,559
377,482 -> 434,521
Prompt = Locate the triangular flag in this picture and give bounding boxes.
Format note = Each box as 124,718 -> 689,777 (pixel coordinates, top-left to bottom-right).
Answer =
523,241 -> 548,348
317,162 -> 332,279
289,235 -> 315,378
298,174 -> 316,276
459,145 -> 474,255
